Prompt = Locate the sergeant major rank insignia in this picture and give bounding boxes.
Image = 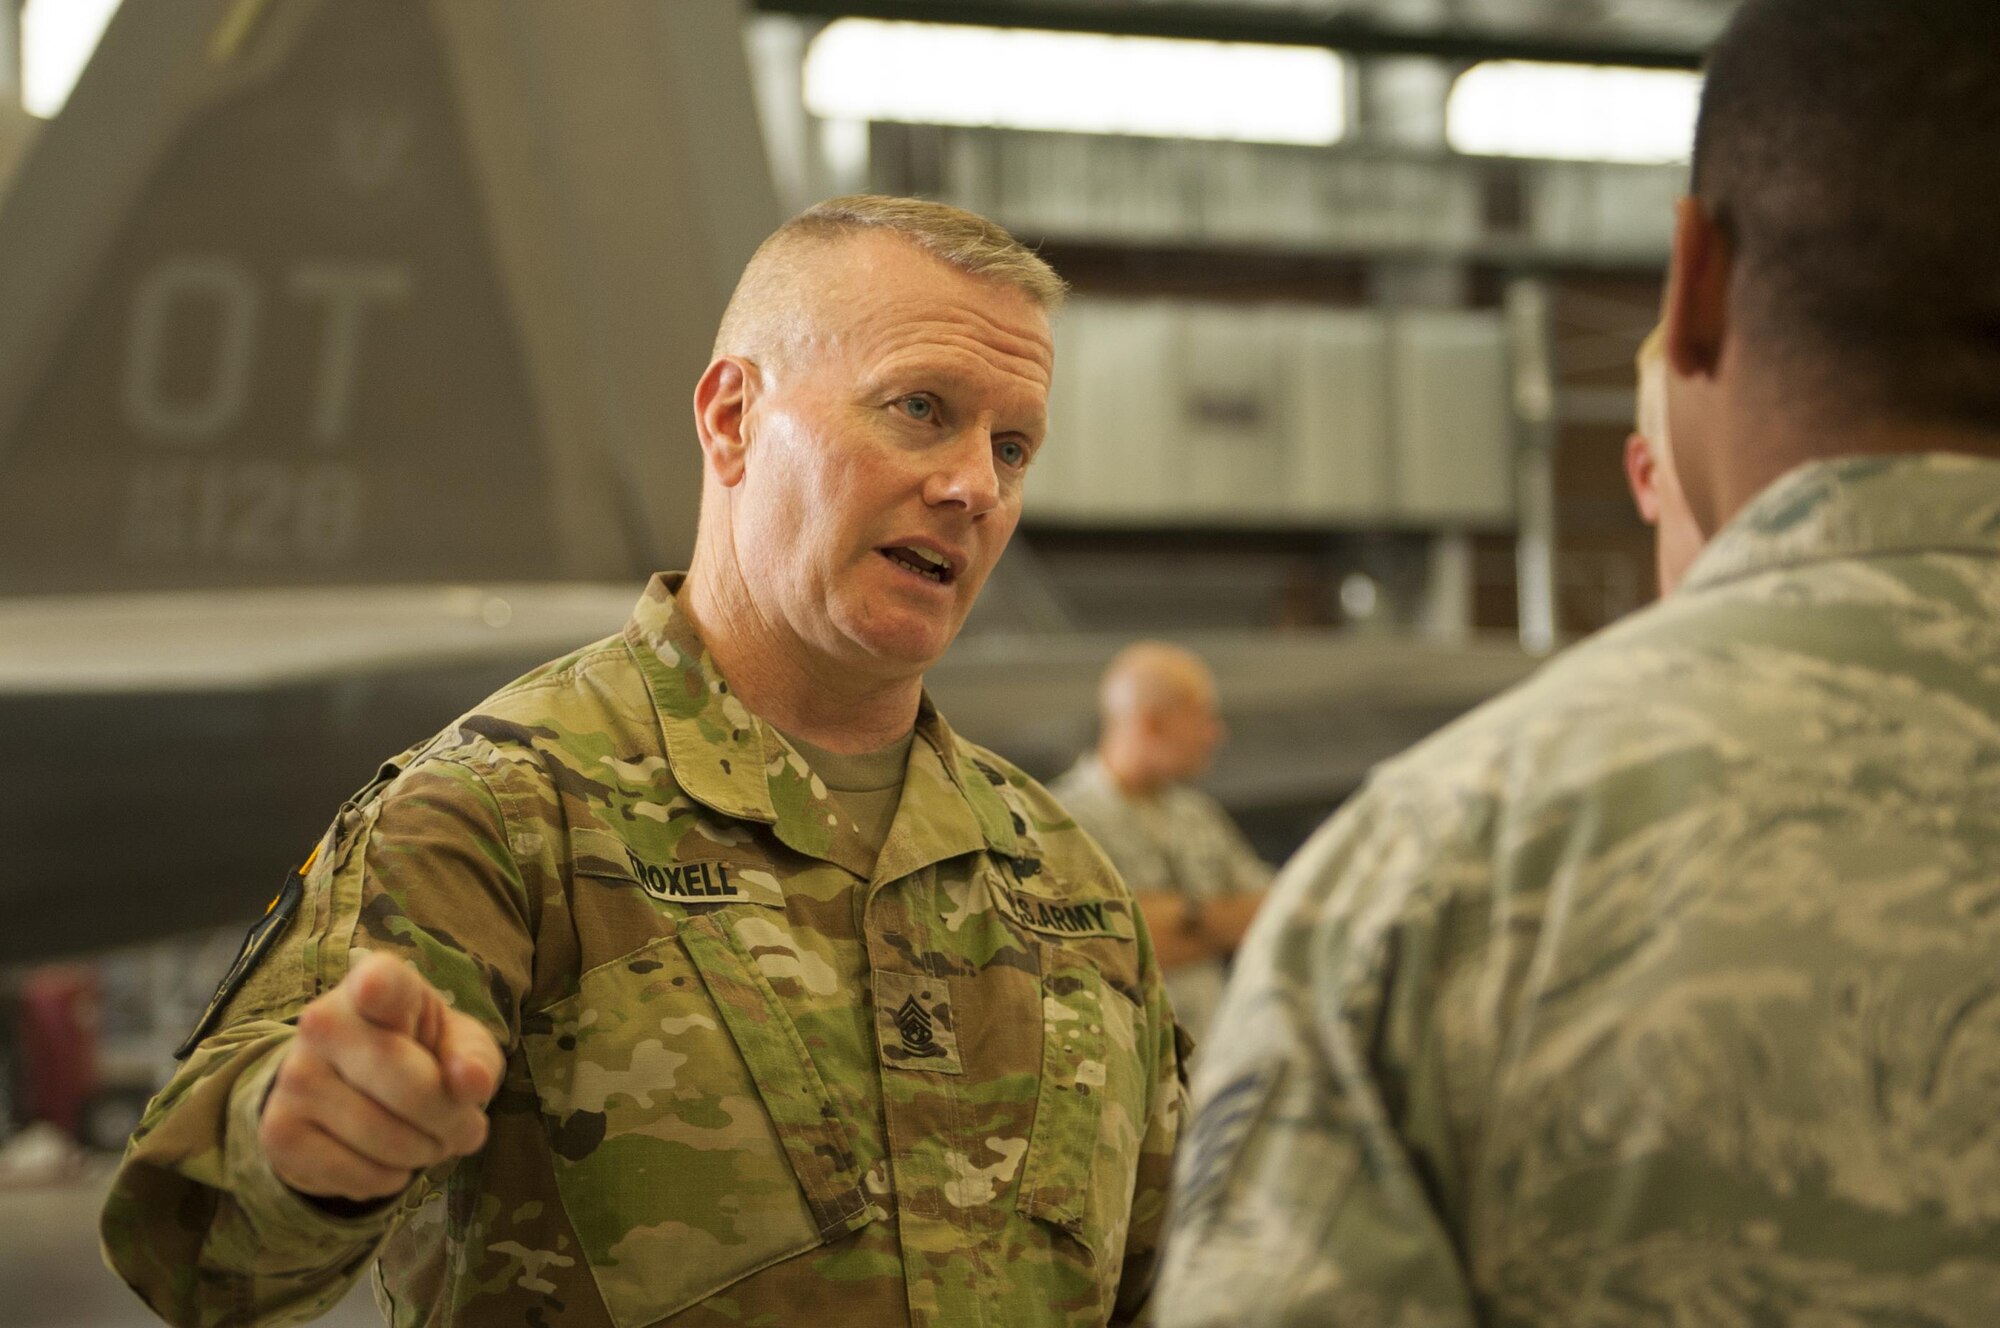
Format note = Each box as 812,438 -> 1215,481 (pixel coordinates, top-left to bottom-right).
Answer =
893,996 -> 945,1058
876,972 -> 962,1073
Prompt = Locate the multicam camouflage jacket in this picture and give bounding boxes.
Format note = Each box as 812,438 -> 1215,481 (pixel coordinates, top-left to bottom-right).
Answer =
101,573 -> 1187,1328
1158,454 -> 2000,1327
1049,757 -> 1272,1046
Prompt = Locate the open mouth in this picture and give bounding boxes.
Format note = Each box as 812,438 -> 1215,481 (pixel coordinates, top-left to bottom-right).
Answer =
880,546 -> 957,586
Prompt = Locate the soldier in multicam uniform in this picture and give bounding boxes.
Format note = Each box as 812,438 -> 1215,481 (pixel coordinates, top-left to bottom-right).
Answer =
1051,643 -> 1270,1050
1159,2 -> 2000,1324
101,196 -> 1186,1327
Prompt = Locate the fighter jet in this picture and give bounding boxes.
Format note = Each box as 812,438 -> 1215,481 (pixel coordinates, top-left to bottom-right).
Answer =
0,0 -> 781,962
0,0 -> 1540,967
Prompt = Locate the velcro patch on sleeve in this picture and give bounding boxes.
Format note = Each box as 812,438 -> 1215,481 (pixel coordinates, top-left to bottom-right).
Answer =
173,862 -> 307,1060
1172,1062 -> 1284,1234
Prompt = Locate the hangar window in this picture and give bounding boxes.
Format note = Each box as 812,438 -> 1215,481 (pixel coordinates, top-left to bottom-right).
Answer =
803,19 -> 1347,147
23,0 -> 123,119
1446,61 -> 1700,164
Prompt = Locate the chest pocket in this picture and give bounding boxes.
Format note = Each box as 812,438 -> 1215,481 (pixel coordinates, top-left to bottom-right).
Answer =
522,912 -> 873,1326
1013,917 -> 1156,1306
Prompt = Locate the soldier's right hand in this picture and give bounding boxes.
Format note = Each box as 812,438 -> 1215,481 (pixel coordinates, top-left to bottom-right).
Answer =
260,951 -> 503,1203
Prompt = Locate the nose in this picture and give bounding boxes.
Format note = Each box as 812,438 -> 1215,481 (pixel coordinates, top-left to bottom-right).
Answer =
923,426 -> 1001,518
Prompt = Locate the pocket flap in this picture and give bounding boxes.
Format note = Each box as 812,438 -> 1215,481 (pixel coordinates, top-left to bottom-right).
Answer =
679,914 -> 871,1240
524,930 -> 873,1327
1016,941 -> 1115,1241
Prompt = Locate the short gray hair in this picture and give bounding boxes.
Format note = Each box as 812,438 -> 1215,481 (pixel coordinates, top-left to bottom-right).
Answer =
777,194 -> 1064,310
714,195 -> 1064,359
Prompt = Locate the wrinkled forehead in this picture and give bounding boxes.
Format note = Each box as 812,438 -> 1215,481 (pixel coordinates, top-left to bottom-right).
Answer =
801,234 -> 1054,381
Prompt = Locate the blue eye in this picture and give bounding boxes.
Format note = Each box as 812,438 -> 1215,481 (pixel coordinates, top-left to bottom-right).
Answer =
997,439 -> 1028,468
900,396 -> 934,421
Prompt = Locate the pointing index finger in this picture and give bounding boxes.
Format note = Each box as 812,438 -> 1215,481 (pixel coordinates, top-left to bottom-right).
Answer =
437,1008 -> 505,1106
344,952 -> 436,1040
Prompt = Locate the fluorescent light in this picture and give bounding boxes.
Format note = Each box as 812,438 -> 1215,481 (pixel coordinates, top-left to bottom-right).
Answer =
23,0 -> 124,119
804,19 -> 1345,147
1447,61 -> 1701,164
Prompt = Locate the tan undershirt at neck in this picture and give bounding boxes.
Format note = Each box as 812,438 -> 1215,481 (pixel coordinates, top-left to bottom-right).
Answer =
780,728 -> 915,867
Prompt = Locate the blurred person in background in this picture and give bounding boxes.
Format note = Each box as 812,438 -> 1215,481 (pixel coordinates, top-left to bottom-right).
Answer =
1158,1 -> 2000,1323
1623,325 -> 1705,597
1052,642 -> 1270,1052
100,195 -> 1185,1328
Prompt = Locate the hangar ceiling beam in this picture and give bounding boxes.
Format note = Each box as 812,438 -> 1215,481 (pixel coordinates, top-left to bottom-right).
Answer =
753,0 -> 1708,71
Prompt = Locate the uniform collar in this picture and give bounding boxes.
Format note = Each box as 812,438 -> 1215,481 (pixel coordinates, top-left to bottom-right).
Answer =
1065,751 -> 1169,809
621,573 -> 1019,877
1063,752 -> 1108,787
1061,752 -> 1125,804
1681,453 -> 2000,594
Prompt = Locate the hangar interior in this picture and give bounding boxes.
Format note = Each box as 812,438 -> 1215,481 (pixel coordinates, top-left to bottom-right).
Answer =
0,0 -> 1731,1320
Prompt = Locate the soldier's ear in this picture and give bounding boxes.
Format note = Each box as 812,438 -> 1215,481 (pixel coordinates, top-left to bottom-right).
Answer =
1664,197 -> 1731,381
1624,432 -> 1662,524
694,355 -> 760,487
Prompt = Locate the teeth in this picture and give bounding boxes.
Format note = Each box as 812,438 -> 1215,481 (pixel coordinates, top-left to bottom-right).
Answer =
908,547 -> 950,570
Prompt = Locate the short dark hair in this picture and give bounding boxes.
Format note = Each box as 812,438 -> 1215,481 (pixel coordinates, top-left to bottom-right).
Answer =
1692,0 -> 2000,430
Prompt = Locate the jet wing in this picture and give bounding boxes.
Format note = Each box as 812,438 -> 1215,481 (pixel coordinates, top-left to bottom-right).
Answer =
0,0 -> 779,962
0,585 -> 634,963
